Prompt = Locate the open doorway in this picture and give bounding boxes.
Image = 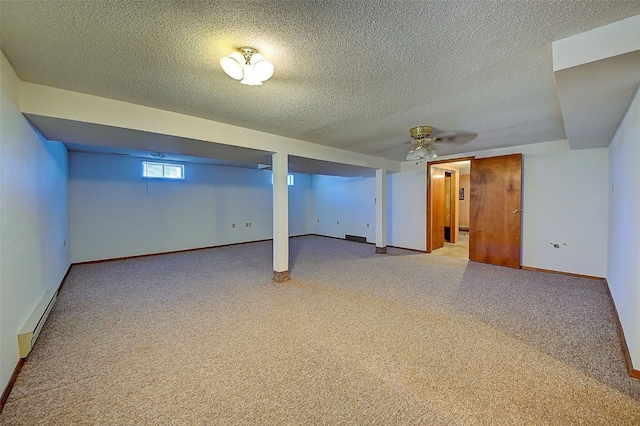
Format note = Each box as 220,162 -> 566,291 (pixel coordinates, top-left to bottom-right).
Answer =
427,154 -> 523,267
427,158 -> 472,259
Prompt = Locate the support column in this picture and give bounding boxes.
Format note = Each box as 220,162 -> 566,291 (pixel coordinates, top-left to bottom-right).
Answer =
272,152 -> 290,282
375,169 -> 387,254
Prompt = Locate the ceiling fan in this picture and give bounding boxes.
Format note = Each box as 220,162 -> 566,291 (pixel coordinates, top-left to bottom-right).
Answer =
405,126 -> 477,160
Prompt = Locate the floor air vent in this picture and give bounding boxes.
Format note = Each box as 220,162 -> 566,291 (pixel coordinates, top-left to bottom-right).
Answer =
345,234 -> 367,243
18,289 -> 57,358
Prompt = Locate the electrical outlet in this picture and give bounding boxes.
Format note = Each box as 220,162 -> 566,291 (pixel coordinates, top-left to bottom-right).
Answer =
232,223 -> 235,228
63,239 -> 67,247
246,223 -> 249,227
337,220 -> 340,225
367,223 -> 369,228
249,222 -> 252,227
317,219 -> 319,223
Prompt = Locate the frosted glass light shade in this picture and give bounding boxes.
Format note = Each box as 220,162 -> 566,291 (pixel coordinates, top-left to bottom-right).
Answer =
413,146 -> 427,159
220,56 -> 243,80
240,63 -> 263,86
253,60 -> 275,81
406,145 -> 438,160
406,149 -> 415,160
250,53 -> 265,64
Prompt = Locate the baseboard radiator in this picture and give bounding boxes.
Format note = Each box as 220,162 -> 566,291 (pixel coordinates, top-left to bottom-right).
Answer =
18,289 -> 57,358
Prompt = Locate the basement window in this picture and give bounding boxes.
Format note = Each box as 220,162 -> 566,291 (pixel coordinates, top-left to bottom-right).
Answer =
271,173 -> 295,186
142,161 -> 184,179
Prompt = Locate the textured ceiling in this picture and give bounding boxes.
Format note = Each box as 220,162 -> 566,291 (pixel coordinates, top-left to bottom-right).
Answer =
2,1 -> 640,162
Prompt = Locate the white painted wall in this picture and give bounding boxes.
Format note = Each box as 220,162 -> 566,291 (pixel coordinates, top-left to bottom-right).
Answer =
69,152 -> 312,262
311,175 -> 375,242
520,145 -> 609,277
608,85 -> 640,369
310,170 -> 427,252
288,172 -> 314,238
0,53 -> 70,393
388,168 -> 427,251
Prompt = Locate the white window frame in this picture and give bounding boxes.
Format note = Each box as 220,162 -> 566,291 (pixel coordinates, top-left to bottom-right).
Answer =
142,161 -> 185,180
271,173 -> 295,186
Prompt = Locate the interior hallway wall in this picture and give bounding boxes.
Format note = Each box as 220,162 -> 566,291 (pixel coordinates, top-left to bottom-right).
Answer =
608,84 -> 640,369
0,53 -> 70,393
69,152 -> 312,263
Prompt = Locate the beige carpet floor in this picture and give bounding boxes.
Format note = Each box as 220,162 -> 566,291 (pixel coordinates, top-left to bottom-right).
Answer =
430,231 -> 469,259
2,236 -> 639,425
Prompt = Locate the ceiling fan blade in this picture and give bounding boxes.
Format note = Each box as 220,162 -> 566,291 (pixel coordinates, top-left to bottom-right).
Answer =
433,131 -> 478,144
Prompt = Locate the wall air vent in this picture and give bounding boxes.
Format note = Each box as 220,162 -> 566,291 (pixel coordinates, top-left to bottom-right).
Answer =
345,234 -> 367,244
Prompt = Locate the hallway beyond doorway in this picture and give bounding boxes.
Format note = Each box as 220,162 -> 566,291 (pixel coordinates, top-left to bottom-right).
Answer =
430,230 -> 469,259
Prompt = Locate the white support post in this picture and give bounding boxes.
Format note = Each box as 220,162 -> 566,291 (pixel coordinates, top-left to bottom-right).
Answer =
272,152 -> 290,282
375,169 -> 387,254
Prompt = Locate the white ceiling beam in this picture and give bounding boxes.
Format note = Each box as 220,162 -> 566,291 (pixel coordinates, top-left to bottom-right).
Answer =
553,15 -> 640,150
19,82 -> 401,173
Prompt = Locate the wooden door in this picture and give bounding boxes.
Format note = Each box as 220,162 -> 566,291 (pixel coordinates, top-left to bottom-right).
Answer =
469,153 -> 522,268
431,168 -> 445,250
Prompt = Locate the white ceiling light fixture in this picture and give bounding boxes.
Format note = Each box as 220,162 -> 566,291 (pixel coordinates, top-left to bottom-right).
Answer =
220,47 -> 274,86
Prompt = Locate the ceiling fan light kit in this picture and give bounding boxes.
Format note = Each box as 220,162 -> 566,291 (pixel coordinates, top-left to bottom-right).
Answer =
405,125 -> 477,161
220,47 -> 274,86
406,145 -> 437,160
406,126 -> 439,160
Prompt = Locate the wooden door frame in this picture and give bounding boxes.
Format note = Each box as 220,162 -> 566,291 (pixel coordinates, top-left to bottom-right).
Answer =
444,170 -> 456,243
431,167 -> 446,251
426,157 -> 474,253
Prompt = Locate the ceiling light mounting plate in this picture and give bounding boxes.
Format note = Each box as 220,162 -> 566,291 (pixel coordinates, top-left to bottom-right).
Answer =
238,47 -> 258,64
